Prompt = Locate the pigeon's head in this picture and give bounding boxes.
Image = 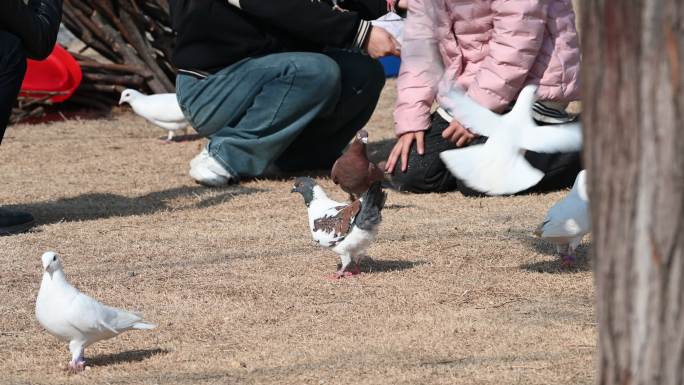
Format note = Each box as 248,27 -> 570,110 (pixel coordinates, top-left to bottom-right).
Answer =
291,177 -> 317,205
41,251 -> 63,277
119,89 -> 142,105
355,130 -> 368,144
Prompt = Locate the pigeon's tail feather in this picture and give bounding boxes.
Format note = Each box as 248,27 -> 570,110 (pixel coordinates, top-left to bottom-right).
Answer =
534,221 -> 547,237
104,305 -> 155,332
354,182 -> 386,231
132,322 -> 156,330
440,146 -> 544,195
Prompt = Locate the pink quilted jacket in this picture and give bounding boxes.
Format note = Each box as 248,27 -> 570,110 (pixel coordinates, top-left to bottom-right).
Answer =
394,0 -> 581,135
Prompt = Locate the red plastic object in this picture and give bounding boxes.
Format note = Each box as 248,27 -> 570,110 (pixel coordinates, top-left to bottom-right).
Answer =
20,45 -> 82,103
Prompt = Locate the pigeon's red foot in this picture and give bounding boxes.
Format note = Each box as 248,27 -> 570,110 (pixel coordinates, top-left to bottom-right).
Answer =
560,253 -> 576,269
67,359 -> 86,374
349,263 -> 362,276
327,270 -> 358,280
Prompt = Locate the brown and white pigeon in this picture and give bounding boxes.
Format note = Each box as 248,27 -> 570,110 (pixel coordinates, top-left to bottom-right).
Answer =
292,177 -> 386,279
331,130 -> 385,201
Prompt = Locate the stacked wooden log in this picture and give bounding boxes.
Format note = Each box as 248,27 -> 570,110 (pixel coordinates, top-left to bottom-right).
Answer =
11,0 -> 177,122
62,0 -> 176,106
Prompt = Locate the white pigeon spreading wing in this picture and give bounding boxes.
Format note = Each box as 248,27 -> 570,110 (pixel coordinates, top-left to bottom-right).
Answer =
519,122 -> 583,153
440,145 -> 544,195
438,83 -> 583,195
439,85 -> 499,137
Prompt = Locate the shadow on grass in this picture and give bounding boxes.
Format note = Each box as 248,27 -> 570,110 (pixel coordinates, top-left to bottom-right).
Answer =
88,348 -> 168,367
361,258 -> 424,274
519,241 -> 592,274
163,133 -> 202,142
8,185 -> 262,225
384,203 -> 416,210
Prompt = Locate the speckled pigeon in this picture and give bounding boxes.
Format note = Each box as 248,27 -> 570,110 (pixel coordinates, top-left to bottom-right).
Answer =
292,177 -> 386,278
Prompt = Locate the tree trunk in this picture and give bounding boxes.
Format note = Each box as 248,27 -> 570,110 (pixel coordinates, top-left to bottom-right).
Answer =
582,1 -> 684,385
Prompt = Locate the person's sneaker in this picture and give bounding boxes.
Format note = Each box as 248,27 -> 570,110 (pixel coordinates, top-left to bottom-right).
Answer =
0,207 -> 35,235
189,148 -> 236,187
189,148 -> 210,169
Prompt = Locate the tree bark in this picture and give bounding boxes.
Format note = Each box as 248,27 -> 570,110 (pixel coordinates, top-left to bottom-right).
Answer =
582,1 -> 684,385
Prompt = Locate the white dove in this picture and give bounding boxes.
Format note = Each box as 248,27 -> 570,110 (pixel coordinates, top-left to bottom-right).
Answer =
119,89 -> 189,142
35,252 -> 156,373
535,170 -> 591,268
438,85 -> 582,195
292,177 -> 386,279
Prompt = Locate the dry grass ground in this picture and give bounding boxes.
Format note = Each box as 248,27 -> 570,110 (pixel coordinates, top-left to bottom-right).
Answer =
0,80 -> 595,385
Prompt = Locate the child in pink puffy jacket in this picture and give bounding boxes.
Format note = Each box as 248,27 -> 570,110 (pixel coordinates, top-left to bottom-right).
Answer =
384,0 -> 583,194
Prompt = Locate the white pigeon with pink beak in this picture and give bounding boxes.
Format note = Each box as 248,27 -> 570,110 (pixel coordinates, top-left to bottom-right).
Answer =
35,252 -> 156,373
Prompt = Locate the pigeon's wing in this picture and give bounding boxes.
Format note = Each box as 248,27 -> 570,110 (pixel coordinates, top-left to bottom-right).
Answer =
440,145 -> 544,196
150,119 -> 188,131
64,291 -> 152,339
539,191 -> 591,239
61,292 -> 121,340
134,94 -> 186,123
519,122 -> 583,153
310,200 -> 362,247
100,304 -> 148,332
439,87 -> 499,137
354,182 -> 386,231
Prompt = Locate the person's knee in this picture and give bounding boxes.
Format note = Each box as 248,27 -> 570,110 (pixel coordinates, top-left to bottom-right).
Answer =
291,53 -> 341,102
0,31 -> 27,73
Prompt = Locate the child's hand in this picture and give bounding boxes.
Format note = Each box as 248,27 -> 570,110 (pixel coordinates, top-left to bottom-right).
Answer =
365,26 -> 401,59
442,119 -> 477,147
385,131 -> 425,173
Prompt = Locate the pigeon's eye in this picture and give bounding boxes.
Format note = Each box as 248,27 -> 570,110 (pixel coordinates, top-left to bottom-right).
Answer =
52,256 -> 57,262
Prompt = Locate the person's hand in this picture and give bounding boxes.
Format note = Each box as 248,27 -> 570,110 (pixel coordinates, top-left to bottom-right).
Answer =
365,26 -> 401,59
385,131 -> 425,173
442,119 -> 477,147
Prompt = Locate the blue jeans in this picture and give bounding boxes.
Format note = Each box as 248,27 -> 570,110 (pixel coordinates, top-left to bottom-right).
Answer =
176,51 -> 385,178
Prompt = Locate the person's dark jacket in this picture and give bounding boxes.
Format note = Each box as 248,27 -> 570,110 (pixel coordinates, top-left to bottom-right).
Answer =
0,0 -> 63,60
170,0 -> 389,76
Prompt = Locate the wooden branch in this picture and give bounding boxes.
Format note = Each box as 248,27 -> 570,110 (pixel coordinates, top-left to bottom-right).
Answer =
82,73 -> 146,87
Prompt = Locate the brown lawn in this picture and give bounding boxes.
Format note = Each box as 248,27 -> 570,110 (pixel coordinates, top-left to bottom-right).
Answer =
0,80 -> 595,385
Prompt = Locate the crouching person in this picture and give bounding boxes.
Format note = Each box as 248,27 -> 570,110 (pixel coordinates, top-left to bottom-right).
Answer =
170,0 -> 405,186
